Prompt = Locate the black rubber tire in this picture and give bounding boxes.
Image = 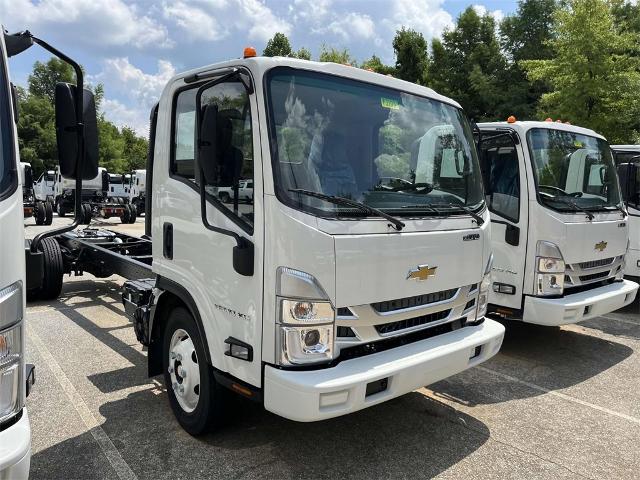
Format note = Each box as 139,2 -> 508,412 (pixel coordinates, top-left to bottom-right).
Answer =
44,201 -> 53,225
82,204 -> 92,224
219,192 -> 230,203
128,204 -> 137,223
162,307 -> 228,436
57,200 -> 66,217
120,204 -> 131,224
38,237 -> 64,300
35,202 -> 46,225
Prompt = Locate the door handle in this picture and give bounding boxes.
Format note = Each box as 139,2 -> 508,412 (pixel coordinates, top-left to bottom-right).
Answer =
163,222 -> 173,259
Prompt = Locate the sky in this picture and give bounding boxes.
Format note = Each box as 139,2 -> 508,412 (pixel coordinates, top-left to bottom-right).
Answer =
1,0 -> 518,137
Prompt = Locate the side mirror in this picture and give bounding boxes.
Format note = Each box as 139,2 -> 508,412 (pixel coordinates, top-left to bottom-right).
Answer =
55,82 -> 99,180
24,165 -> 33,188
197,103 -> 219,185
617,163 -> 638,202
101,170 -> 109,192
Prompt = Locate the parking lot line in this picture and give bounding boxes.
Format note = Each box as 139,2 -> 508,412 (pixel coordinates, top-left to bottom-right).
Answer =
29,326 -> 138,480
477,365 -> 640,426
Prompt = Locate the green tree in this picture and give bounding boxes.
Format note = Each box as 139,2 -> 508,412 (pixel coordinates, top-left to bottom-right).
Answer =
499,0 -> 557,118
294,47 -> 312,60
360,55 -> 396,75
28,58 -> 75,102
263,32 -> 293,57
319,45 -> 352,64
522,0 -> 640,142
121,126 -> 148,171
392,28 -> 429,84
429,7 -> 507,120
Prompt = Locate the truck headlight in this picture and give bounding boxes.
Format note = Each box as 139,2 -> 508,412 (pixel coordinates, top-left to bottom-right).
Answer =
0,324 -> 23,423
276,268 -> 334,366
476,253 -> 493,320
535,241 -> 565,296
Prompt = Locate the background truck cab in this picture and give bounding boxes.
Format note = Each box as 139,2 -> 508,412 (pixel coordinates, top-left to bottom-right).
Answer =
34,169 -> 55,203
611,145 -> 640,282
477,120 -> 638,326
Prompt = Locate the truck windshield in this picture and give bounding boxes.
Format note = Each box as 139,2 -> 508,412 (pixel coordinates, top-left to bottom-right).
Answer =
266,68 -> 484,219
528,128 -> 621,212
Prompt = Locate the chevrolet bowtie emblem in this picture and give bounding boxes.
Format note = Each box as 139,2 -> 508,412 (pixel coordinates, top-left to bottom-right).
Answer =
594,241 -> 608,252
407,265 -> 437,281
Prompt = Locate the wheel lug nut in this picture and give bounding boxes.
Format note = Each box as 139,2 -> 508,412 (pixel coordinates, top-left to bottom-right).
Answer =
172,382 -> 178,391
179,385 -> 185,394
170,352 -> 176,360
176,353 -> 182,362
168,366 -> 174,374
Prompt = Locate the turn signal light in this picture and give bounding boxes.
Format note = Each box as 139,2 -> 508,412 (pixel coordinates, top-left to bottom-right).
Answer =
243,46 -> 257,58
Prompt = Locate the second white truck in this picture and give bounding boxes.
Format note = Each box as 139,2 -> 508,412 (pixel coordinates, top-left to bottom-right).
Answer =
611,145 -> 640,282
477,119 -> 638,326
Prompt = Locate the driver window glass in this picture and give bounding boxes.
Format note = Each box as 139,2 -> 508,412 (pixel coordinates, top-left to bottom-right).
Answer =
480,136 -> 520,222
171,80 -> 254,228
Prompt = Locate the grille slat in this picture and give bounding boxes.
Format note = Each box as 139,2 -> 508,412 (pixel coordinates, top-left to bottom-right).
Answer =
375,309 -> 451,336
371,288 -> 458,313
579,271 -> 610,282
578,257 -> 614,269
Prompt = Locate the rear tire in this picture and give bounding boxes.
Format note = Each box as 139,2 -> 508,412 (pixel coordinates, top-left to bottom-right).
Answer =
44,201 -> 53,225
37,237 -> 64,300
35,202 -> 46,225
162,307 -> 228,435
57,200 -> 66,217
128,204 -> 137,223
120,204 -> 131,224
82,203 -> 92,224
219,192 -> 230,203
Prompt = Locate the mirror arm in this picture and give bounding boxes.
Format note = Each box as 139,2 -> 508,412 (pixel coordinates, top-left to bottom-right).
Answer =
27,33 -> 86,252
197,170 -> 243,246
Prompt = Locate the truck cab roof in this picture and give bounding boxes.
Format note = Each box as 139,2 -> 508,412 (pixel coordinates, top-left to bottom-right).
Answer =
165,56 -> 463,110
611,144 -> 640,151
478,120 -> 606,141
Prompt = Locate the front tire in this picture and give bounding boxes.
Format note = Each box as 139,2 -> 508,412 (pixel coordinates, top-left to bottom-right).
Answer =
35,201 -> 46,225
37,237 -> 64,300
57,199 -> 66,217
162,307 -> 227,435
120,204 -> 131,224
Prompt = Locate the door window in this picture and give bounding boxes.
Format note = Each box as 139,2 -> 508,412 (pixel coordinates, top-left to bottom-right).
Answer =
480,135 -> 520,222
171,78 -> 254,230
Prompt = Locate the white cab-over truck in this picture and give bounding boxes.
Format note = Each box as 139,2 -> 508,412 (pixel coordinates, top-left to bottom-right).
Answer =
21,45 -> 505,434
477,120 -> 638,326
0,30 -> 36,480
611,145 -> 640,283
34,169 -> 55,202
128,168 -> 146,213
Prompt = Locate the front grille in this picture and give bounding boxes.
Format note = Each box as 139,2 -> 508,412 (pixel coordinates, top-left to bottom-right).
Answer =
579,271 -> 610,282
375,309 -> 451,335
338,319 -> 466,363
578,257 -> 614,269
371,288 -> 458,313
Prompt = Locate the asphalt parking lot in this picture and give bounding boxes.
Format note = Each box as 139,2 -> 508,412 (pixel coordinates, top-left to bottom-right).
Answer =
23,215 -> 640,479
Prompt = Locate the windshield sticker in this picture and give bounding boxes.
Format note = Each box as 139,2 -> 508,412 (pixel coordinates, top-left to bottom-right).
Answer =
574,140 -> 584,148
381,98 -> 401,110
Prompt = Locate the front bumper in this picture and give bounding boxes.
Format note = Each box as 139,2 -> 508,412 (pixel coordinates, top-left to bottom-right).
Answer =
0,409 -> 31,480
523,279 -> 639,326
264,319 -> 505,422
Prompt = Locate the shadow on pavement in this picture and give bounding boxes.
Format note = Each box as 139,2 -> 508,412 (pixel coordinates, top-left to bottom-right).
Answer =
431,320 -> 633,406
32,386 -> 491,480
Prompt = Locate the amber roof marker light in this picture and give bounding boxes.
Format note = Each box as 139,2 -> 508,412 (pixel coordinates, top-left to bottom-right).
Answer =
243,47 -> 257,58
507,115 -> 516,123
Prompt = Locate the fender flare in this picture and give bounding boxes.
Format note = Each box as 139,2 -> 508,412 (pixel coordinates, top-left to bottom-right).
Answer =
151,275 -> 213,373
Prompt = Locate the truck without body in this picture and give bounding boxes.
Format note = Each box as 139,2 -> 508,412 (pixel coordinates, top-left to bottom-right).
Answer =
26,52 -> 505,434
33,169 -> 55,203
127,169 -> 146,214
477,120 -> 638,326
20,162 -> 53,225
0,30 -> 36,480
54,166 -> 136,223
611,145 -> 640,283
106,172 -> 129,201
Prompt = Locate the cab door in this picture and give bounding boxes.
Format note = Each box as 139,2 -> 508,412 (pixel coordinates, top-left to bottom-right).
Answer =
154,70 -> 263,387
479,131 -> 529,312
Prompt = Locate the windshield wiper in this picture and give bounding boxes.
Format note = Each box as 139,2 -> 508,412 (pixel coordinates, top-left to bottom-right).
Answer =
389,182 -> 434,193
429,202 -> 485,226
549,197 -> 594,221
289,189 -> 406,231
